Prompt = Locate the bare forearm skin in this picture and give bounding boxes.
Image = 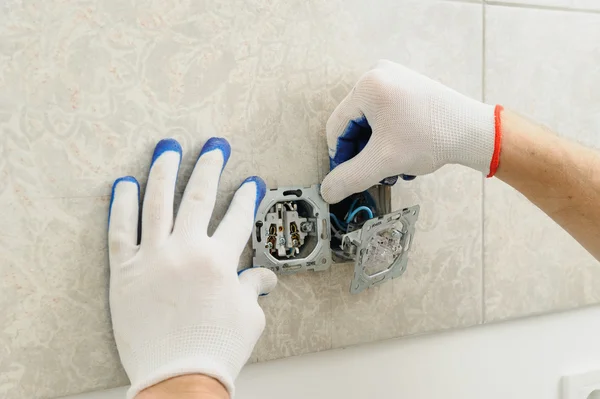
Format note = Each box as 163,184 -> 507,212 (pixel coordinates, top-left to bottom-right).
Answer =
136,375 -> 229,399
496,109 -> 600,260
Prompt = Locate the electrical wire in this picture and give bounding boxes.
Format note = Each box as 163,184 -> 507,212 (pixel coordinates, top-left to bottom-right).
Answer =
348,197 -> 360,213
363,191 -> 377,213
330,213 -> 347,231
346,193 -> 376,219
343,198 -> 358,221
331,192 -> 377,237
346,206 -> 374,223
330,222 -> 343,240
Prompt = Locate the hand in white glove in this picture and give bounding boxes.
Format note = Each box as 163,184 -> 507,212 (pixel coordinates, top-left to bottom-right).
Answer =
108,138 -> 277,399
320,60 -> 503,204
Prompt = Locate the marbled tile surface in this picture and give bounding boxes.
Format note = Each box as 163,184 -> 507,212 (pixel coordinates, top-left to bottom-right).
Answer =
483,5 -> 600,321
317,0 -> 484,349
2,0 -> 599,398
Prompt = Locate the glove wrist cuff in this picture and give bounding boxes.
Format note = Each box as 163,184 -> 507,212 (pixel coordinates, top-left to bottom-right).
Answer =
441,101 -> 502,176
486,105 -> 504,177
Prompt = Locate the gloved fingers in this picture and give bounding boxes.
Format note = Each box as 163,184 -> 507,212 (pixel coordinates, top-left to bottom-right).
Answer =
108,176 -> 140,264
212,176 -> 266,258
175,138 -> 231,237
325,89 -> 371,171
238,267 -> 277,298
141,139 -> 181,247
321,141 -> 386,204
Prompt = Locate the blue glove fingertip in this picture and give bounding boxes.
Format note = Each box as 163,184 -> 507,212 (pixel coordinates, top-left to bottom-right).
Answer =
198,137 -> 231,173
151,138 -> 182,166
240,176 -> 266,218
237,267 -> 269,296
108,176 -> 140,225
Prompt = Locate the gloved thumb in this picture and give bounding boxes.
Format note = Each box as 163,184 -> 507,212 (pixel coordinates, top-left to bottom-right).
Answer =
321,144 -> 384,204
238,267 -> 278,297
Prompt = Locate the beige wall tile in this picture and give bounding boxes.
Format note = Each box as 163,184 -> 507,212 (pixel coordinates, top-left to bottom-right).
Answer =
332,167 -> 483,348
320,0 -> 484,348
0,185 -> 332,398
0,0 -> 324,198
0,193 -> 128,399
1,0 -> 488,397
483,5 -> 600,321
253,270 -> 333,361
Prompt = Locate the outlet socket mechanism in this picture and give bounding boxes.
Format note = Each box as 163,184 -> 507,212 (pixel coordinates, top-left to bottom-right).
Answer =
251,184 -> 419,293
252,185 -> 332,275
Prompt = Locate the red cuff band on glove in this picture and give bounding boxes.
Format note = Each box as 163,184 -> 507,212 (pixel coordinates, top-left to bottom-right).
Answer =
487,104 -> 504,178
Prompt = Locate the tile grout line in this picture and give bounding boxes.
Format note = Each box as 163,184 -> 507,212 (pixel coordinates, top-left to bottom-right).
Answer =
481,0 -> 487,324
485,0 -> 600,15
443,0 -> 483,4
322,30 -> 334,352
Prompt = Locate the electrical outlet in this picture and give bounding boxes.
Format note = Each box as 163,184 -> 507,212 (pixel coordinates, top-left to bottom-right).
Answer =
563,370 -> 600,399
251,184 -> 420,293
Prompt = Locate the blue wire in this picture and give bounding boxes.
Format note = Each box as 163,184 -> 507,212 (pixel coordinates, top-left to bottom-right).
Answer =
330,214 -> 347,230
363,191 -> 377,212
344,197 -> 360,221
348,197 -> 359,212
346,206 -> 374,223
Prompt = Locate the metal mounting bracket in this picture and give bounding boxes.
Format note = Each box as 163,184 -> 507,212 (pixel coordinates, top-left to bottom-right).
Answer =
340,205 -> 420,294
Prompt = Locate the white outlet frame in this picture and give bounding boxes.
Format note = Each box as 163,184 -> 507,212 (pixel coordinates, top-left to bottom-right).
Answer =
563,370 -> 600,399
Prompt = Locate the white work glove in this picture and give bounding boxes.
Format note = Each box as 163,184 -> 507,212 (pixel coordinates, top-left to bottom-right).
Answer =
108,138 -> 277,398
321,60 -> 503,204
